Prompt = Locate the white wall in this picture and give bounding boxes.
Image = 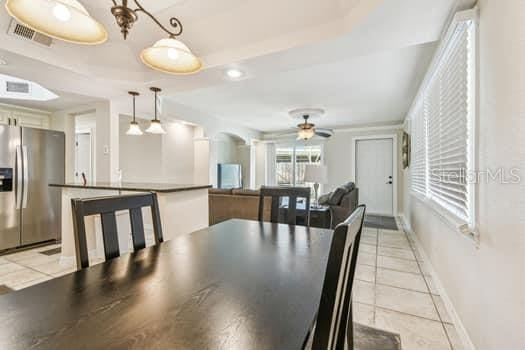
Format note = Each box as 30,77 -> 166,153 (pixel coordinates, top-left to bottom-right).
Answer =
209,133 -> 249,187
119,117 -> 163,183
51,101 -> 120,183
254,141 -> 267,188
161,122 -> 196,184
323,126 -> 404,213
404,1 -> 525,349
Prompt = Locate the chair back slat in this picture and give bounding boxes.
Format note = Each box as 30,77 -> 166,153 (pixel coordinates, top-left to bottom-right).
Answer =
71,193 -> 163,269
312,205 -> 366,350
129,207 -> 146,251
270,196 -> 280,223
100,212 -> 120,260
258,186 -> 311,226
287,195 -> 297,225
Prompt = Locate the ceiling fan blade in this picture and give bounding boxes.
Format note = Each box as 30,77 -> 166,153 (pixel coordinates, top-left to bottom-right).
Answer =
315,128 -> 334,138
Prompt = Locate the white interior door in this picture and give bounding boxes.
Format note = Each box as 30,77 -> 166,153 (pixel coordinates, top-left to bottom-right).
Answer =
75,133 -> 92,183
356,138 -> 393,215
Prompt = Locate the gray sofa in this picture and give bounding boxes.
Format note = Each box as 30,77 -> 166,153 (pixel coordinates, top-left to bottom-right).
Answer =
319,182 -> 359,228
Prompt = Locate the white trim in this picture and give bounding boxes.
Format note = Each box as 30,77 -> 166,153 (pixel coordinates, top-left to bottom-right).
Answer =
411,192 -> 480,246
400,217 -> 476,350
0,102 -> 52,115
335,123 -> 403,133
351,134 -> 398,216
74,128 -> 96,184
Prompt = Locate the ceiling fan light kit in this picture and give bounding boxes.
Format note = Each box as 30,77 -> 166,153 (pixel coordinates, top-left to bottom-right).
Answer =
5,0 -> 201,74
297,116 -> 316,140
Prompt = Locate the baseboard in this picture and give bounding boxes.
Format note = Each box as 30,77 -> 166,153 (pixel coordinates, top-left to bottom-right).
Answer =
401,219 -> 475,350
399,214 -> 412,233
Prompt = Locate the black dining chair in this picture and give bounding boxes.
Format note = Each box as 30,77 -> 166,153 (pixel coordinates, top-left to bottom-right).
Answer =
310,205 -> 366,350
71,193 -> 163,269
258,186 -> 311,225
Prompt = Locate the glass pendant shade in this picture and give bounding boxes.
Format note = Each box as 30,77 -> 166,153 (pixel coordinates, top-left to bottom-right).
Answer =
126,121 -> 143,136
140,38 -> 202,74
146,120 -> 166,134
5,0 -> 107,45
297,127 -> 315,140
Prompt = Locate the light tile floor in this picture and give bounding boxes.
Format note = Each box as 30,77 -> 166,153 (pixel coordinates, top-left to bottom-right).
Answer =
353,218 -> 464,350
0,223 -> 464,349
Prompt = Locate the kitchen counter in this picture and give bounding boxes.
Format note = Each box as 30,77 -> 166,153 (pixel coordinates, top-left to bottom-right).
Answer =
51,182 -> 210,265
49,182 -> 211,193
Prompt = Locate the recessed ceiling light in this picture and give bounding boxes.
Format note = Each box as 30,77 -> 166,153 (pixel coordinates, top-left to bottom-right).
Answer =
226,68 -> 244,79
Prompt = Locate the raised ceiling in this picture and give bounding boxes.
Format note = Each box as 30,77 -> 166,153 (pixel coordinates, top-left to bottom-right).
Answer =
0,0 -> 470,131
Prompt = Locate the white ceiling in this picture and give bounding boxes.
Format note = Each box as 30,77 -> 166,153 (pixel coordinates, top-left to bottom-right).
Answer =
167,43 -> 435,131
0,0 -> 471,131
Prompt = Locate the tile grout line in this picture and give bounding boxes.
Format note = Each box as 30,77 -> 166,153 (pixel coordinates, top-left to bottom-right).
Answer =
400,218 -> 455,350
372,227 -> 379,326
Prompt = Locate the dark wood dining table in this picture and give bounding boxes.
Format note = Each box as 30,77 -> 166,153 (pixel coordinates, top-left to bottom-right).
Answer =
0,219 -> 333,349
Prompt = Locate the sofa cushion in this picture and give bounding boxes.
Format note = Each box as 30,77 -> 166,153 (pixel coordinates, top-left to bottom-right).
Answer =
342,182 -> 356,192
318,192 -> 331,205
327,187 -> 347,205
232,189 -> 260,197
209,188 -> 233,195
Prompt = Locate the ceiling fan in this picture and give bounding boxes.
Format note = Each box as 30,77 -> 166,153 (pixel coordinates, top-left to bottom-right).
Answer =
291,108 -> 334,140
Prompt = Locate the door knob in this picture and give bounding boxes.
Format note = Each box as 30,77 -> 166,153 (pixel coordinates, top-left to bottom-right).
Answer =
386,181 -> 393,184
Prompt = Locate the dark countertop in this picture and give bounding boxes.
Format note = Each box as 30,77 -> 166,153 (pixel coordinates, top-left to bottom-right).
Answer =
49,182 -> 212,193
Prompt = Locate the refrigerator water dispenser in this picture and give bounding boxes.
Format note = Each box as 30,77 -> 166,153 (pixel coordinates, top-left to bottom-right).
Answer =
0,168 -> 13,192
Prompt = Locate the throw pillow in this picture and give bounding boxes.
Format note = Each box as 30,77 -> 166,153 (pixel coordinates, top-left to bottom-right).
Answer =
318,193 -> 331,205
327,187 -> 346,205
342,182 -> 355,192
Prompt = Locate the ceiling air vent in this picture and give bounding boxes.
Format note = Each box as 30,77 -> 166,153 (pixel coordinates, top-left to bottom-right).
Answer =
6,81 -> 30,94
7,20 -> 53,47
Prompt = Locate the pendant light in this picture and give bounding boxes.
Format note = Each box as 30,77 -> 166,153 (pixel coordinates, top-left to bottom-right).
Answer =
146,87 -> 166,135
5,0 -> 107,45
126,91 -> 143,136
140,37 -> 202,75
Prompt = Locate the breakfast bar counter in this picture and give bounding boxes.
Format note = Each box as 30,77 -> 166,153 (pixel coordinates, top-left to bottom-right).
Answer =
49,182 -> 211,265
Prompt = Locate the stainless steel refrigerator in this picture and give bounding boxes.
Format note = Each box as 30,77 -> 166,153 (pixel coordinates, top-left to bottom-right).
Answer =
0,125 -> 65,251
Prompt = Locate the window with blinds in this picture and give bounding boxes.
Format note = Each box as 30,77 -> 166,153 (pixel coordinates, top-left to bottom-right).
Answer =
410,101 -> 427,195
410,17 -> 476,226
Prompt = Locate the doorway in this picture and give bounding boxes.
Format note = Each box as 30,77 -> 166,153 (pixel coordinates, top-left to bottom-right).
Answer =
75,132 -> 92,183
354,137 -> 397,216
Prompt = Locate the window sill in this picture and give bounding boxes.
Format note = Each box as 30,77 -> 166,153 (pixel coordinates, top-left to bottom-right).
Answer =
410,191 -> 479,247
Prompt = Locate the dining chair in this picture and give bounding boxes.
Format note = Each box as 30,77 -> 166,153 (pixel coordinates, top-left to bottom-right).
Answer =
310,205 -> 366,350
258,186 -> 311,225
71,193 -> 163,269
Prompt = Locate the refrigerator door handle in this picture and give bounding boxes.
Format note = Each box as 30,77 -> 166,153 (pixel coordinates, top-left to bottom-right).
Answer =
15,145 -> 22,209
22,145 -> 29,209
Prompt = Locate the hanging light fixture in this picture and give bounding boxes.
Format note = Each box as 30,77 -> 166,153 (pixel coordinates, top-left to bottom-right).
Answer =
5,0 -> 201,74
126,91 -> 143,136
5,0 -> 107,45
111,1 -> 201,74
146,87 -> 166,135
297,115 -> 316,140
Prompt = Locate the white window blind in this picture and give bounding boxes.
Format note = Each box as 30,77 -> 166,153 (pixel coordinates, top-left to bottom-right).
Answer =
409,17 -> 476,226
410,102 -> 427,195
